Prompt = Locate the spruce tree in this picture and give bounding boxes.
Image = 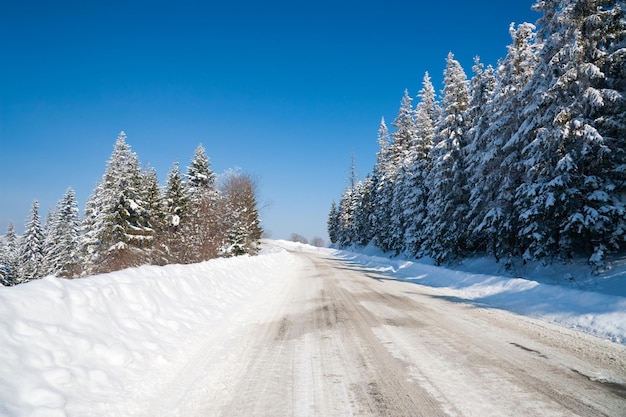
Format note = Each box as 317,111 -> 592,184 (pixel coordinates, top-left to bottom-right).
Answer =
82,132 -> 152,273
161,162 -> 190,262
423,52 -> 471,264
183,144 -> 222,261
404,73 -> 439,257
369,118 -> 394,251
43,188 -> 81,277
351,175 -> 375,247
186,144 -> 217,196
389,90 -> 418,254
469,22 -> 539,261
1,223 -> 20,285
515,0 -> 626,263
19,200 -> 46,282
327,201 -> 338,245
141,167 -> 164,263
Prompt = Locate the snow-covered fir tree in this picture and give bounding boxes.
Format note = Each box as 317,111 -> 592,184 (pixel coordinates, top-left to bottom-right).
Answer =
19,200 -> 46,282
422,52 -> 471,264
351,176 -> 375,247
403,72 -> 439,257
1,223 -> 20,285
81,132 -> 153,273
0,238 -> 6,286
389,90 -> 418,254
467,22 -> 540,261
515,0 -> 626,263
183,144 -> 223,262
140,167 -> 165,264
328,0 -> 625,271
369,118 -> 395,251
43,188 -> 81,277
161,162 -> 190,263
327,201 -> 341,245
335,185 -> 355,247
186,144 -> 218,197
164,162 -> 189,231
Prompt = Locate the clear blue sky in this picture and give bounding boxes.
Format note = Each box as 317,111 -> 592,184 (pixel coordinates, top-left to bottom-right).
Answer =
1,0 -> 539,241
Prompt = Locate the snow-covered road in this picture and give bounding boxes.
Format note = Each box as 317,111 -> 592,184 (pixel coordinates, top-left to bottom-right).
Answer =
147,249 -> 626,417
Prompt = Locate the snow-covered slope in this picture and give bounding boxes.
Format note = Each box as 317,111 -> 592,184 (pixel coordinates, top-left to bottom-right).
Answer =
0,245 -> 299,417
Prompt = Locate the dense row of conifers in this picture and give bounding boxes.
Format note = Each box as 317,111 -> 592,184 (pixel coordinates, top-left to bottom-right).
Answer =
1,132 -> 262,285
328,0 -> 625,267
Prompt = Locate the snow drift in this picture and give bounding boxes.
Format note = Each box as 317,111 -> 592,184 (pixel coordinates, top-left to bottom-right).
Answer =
0,246 -> 298,417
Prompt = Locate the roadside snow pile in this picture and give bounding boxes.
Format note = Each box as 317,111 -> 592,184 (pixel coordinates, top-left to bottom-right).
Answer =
0,246 -> 298,417
277,240 -> 626,345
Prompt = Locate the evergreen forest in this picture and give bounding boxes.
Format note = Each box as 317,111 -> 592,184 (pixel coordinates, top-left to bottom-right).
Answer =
328,0 -> 626,268
1,132 -> 263,286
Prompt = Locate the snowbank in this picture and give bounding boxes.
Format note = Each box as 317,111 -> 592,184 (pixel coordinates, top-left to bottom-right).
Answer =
0,246 -> 298,417
277,240 -> 626,345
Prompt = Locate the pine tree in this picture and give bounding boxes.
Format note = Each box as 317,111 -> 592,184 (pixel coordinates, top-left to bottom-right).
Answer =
423,52 -> 471,264
43,188 -> 81,277
19,200 -> 46,282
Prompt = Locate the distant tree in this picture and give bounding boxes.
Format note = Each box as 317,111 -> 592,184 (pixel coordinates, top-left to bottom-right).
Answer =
0,238 -> 6,286
327,201 -> 339,245
290,233 -> 308,244
311,237 -> 326,247
1,223 -> 19,285
19,200 -> 46,282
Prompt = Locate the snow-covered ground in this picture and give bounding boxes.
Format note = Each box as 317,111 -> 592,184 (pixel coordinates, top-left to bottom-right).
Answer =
0,245 -> 299,417
1,240 -> 624,416
281,240 -> 626,345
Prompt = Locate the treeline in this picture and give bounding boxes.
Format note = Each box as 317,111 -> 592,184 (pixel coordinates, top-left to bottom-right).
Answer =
328,0 -> 625,267
1,132 -> 262,286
